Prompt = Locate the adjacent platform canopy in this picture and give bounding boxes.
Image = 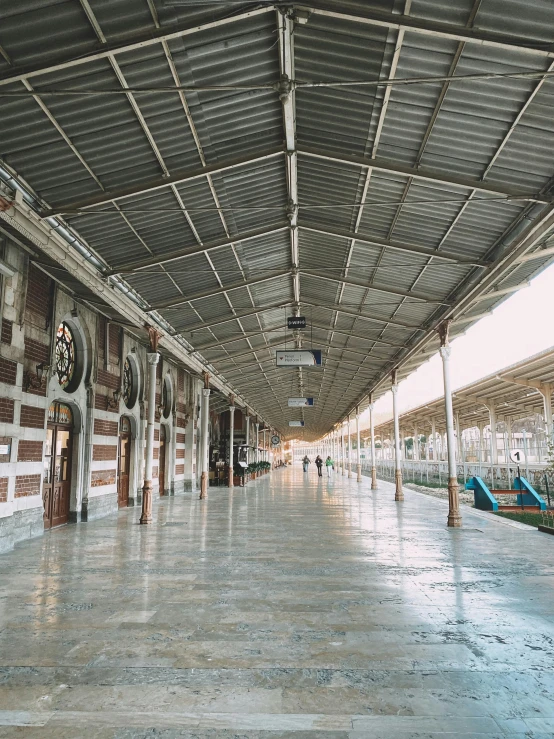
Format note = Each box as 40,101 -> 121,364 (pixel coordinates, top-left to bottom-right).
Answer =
2,0 -> 554,439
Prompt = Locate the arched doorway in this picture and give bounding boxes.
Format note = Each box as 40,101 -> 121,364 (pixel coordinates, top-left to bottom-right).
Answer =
118,416 -> 132,508
43,402 -> 73,529
159,424 -> 166,496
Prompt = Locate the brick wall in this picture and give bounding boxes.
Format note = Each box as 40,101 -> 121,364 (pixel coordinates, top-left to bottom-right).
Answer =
24,265 -> 53,329
24,338 -> 50,364
178,369 -> 184,393
92,444 -> 117,461
176,433 -> 186,444
95,394 -> 118,414
0,398 -> 14,423
108,324 -> 121,365
153,447 -> 159,460
0,477 -> 7,503
91,469 -> 117,487
93,419 -> 118,437
20,405 -> 46,429
0,358 -> 17,386
1,319 -> 12,345
175,464 -> 184,475
97,368 -> 120,390
15,474 -> 41,498
17,440 -> 43,462
176,416 -> 187,428
176,448 -> 185,459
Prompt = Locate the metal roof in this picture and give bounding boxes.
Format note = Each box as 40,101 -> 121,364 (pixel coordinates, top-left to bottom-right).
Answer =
2,0 -> 554,439
374,345 -> 554,434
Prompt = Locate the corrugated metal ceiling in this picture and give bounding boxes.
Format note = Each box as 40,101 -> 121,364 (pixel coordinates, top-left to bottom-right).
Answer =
1,0 -> 554,439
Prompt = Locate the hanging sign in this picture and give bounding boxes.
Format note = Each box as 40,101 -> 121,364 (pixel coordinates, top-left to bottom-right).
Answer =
276,350 -> 322,367
288,397 -> 314,407
289,420 -> 305,427
271,435 -> 280,446
287,316 -> 306,329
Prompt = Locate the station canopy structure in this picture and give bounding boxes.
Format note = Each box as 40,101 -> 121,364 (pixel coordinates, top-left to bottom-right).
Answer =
375,346 -> 554,436
2,0 -> 554,441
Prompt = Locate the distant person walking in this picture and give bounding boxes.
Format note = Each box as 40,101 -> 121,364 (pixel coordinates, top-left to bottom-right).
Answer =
325,456 -> 334,478
302,455 -> 310,473
315,455 -> 323,477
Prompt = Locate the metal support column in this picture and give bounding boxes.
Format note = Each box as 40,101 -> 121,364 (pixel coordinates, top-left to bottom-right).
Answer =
392,371 -> 403,501
438,321 -> 461,527
341,422 -> 346,475
356,407 -> 362,482
140,349 -> 160,524
228,403 -> 235,488
199,376 -> 210,500
369,396 -> 378,489
347,414 -> 352,478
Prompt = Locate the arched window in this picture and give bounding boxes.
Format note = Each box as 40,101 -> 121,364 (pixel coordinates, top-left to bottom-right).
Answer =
122,357 -> 136,409
55,321 -> 76,390
162,375 -> 172,419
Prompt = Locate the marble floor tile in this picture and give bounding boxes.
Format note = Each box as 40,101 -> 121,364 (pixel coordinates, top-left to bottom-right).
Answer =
0,469 -> 554,737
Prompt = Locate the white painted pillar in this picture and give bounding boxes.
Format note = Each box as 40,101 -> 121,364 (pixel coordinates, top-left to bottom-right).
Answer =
140,351 -> 159,524
199,386 -> 210,499
228,405 -> 235,488
392,376 -> 403,501
431,419 -> 436,461
439,332 -> 461,528
413,424 -> 419,461
347,414 -> 352,478
542,384 -> 553,442
340,423 -> 346,475
369,399 -> 377,490
488,403 -> 498,466
356,408 -> 362,482
255,422 -> 259,463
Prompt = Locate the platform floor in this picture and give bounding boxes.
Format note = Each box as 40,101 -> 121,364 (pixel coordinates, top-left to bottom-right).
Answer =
1,467 -> 554,737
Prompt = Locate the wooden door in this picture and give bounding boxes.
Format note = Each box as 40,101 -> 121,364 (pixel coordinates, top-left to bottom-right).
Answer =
159,424 -> 166,496
118,417 -> 131,508
43,404 -> 72,529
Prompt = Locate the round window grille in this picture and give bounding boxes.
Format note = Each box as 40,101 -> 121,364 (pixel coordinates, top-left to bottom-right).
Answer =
55,321 -> 76,390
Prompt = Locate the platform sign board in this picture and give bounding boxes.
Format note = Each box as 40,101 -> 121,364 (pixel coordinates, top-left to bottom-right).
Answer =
287,316 -> 306,329
276,350 -> 322,367
288,421 -> 305,427
510,449 -> 524,464
288,397 -> 314,407
271,435 -> 280,446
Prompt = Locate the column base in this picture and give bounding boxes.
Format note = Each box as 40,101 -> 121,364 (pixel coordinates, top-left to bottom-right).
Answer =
139,481 -> 153,524
371,467 -> 378,490
348,465 -> 352,479
199,472 -> 208,500
356,464 -> 362,482
394,470 -> 404,501
447,477 -> 462,527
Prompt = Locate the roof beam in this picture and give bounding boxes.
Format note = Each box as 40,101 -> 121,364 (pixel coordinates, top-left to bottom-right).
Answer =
42,148 -> 284,216
307,321 -> 404,349
278,9 -> 300,305
299,147 -> 545,201
299,222 -> 488,266
150,269 -> 291,311
0,7 -> 274,87
516,244 -> 554,264
302,300 -> 421,330
108,224 -> 288,274
180,302 -> 294,335
203,338 -> 286,362
473,282 -> 530,302
308,3 -> 554,59
301,268 -> 447,303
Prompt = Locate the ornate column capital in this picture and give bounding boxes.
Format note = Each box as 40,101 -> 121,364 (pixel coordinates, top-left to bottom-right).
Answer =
202,388 -> 210,398
439,345 -> 451,361
147,352 -> 160,365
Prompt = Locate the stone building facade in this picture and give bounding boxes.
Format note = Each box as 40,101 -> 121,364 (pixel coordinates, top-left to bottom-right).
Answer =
0,230 -> 202,554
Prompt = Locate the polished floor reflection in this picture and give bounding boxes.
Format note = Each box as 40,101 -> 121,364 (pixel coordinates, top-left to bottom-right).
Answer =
1,467 -> 554,737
